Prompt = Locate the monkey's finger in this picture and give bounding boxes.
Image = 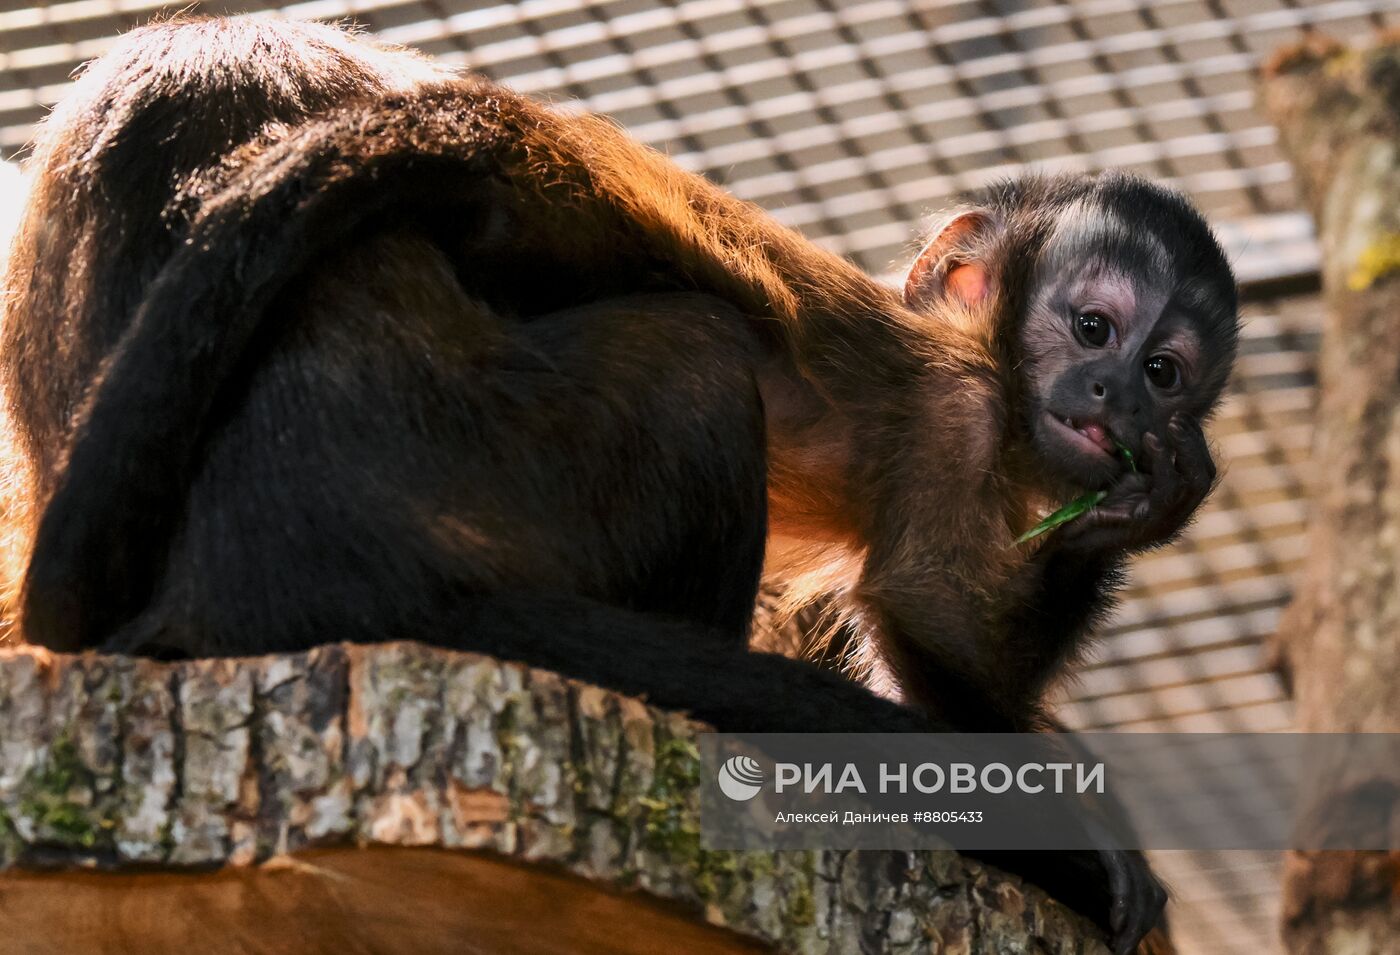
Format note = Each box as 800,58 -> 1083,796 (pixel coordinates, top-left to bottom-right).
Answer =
1076,503 -> 1140,527
1168,415 -> 1217,487
1110,899 -> 1128,949
1102,849 -> 1168,955
1057,504 -> 1142,552
1139,432 -> 1185,525
1126,867 -> 1168,955
1147,425 -> 1202,507
1163,423 -> 1216,523
1140,431 -> 1169,476
1101,849 -> 1133,953
1097,473 -> 1150,510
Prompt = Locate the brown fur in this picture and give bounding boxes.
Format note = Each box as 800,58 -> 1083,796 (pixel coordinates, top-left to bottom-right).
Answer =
3,18 -> 1102,725
2,20 -> 1207,947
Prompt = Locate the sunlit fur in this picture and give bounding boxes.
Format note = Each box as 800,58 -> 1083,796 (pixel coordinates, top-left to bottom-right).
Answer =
5,17 -> 998,660
5,18 -> 1237,734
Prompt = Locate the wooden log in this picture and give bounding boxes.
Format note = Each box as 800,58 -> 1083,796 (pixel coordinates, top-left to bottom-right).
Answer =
1260,32 -> 1400,955
0,642 -> 1108,954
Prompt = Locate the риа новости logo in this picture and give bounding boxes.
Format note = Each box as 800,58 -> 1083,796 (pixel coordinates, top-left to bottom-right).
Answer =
717,755 -> 766,801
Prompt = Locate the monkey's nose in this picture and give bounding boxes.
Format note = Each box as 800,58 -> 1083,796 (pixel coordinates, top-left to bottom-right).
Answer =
1091,382 -> 1106,399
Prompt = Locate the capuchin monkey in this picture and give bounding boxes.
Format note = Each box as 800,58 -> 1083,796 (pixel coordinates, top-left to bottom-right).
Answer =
768,177 -> 1234,719
1,18 -> 1237,951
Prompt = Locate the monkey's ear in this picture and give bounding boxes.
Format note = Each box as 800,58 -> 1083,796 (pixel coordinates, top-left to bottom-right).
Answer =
903,210 -> 1000,310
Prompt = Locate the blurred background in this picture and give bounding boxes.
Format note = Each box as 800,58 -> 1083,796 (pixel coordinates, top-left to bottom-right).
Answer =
3,1 -> 1399,951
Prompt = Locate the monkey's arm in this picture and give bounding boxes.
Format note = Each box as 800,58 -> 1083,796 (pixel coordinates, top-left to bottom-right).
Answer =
985,417 -> 1220,710
994,545 -> 1126,715
852,416 -> 1211,952
855,530 -> 1166,955
859,415 -> 1217,732
985,447 -> 1211,711
856,512 -> 1169,955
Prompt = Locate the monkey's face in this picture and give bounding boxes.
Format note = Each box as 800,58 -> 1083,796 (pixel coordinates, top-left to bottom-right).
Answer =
904,175 -> 1237,493
1018,227 -> 1216,490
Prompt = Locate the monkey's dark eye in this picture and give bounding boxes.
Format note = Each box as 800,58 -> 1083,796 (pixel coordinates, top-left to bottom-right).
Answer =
1075,312 -> 1112,347
1144,355 -> 1180,390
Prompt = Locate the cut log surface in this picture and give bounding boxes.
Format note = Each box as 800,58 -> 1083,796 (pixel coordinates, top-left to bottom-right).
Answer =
0,642 -> 1107,955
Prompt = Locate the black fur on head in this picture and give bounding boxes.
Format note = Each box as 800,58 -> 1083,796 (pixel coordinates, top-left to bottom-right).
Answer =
969,172 -> 1238,489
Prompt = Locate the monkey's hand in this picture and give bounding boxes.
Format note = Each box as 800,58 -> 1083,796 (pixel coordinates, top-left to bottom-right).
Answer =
1057,414 -> 1216,554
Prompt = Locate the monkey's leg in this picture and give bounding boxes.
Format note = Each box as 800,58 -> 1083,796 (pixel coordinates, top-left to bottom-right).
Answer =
261,282 -> 943,736
322,286 -> 922,739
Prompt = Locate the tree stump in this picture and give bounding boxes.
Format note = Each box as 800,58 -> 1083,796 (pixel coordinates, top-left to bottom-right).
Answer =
0,642 -> 1108,955
1260,32 -> 1400,955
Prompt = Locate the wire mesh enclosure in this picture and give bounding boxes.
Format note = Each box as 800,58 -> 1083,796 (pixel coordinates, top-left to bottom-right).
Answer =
2,0 -> 1395,280
3,1 -> 1398,953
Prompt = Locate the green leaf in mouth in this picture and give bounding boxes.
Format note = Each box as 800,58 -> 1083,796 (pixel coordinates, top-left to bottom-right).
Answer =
1117,441 -> 1137,473
1013,441 -> 1135,545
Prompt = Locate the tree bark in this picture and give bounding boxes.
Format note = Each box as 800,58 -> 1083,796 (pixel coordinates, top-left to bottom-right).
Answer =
0,643 -> 1109,955
1260,33 -> 1400,955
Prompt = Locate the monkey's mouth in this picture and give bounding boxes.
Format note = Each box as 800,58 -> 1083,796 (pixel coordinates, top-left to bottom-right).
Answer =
1044,412 -> 1116,459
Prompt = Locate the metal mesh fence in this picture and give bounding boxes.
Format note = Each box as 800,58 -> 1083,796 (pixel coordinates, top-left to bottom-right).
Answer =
2,0 -> 1397,280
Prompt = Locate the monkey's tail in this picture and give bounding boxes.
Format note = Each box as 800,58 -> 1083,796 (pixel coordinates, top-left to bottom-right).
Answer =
372,590 -> 932,734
